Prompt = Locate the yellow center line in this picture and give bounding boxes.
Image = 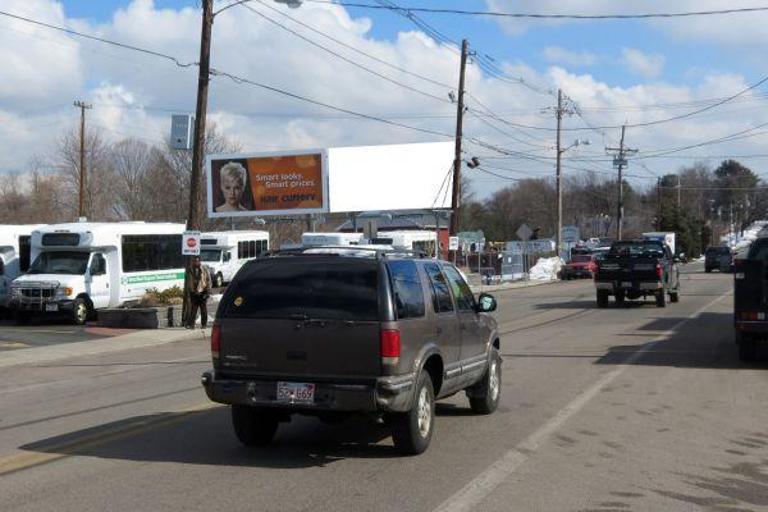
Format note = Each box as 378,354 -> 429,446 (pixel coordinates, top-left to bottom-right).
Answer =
0,403 -> 219,477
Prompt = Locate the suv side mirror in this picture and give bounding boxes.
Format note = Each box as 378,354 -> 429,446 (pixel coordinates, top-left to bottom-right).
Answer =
476,293 -> 497,313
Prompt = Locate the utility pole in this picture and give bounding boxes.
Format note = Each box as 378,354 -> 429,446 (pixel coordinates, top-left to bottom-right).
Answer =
656,177 -> 662,230
183,0 -> 213,325
676,174 -> 681,209
449,39 -> 469,237
606,125 -> 637,240
74,100 -> 92,219
555,89 -> 563,257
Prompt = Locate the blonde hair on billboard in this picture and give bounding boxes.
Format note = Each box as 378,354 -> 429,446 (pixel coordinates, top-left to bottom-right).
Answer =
220,162 -> 246,187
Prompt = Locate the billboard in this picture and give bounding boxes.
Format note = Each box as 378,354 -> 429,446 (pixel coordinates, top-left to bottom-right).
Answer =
207,142 -> 453,218
207,151 -> 327,218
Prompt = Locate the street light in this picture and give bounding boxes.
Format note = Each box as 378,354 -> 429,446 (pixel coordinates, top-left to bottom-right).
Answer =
555,139 -> 590,259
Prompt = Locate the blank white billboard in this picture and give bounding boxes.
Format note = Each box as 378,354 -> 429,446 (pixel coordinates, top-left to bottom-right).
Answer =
327,142 -> 454,213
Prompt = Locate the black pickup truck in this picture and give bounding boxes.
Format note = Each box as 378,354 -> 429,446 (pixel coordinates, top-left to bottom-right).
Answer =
594,240 -> 681,308
734,238 -> 768,361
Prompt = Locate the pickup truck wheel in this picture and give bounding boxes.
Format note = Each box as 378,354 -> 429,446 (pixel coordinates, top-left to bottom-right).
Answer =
655,291 -> 666,308
231,405 -> 279,447
14,311 -> 29,325
615,291 -> 625,306
388,371 -> 434,455
737,332 -> 758,361
72,298 -> 88,325
468,349 -> 502,415
596,290 -> 609,308
670,292 -> 680,303
705,267 -> 712,273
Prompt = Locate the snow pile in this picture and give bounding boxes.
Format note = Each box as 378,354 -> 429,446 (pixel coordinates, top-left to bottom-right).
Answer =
720,221 -> 768,251
529,257 -> 564,281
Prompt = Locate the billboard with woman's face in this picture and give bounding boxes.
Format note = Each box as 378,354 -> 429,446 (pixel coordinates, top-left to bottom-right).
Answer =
207,150 -> 327,218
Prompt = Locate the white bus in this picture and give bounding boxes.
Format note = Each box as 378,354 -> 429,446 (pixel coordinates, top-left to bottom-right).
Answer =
200,230 -> 269,287
10,222 -> 186,324
369,230 -> 438,256
0,224 -> 43,307
301,232 -> 365,248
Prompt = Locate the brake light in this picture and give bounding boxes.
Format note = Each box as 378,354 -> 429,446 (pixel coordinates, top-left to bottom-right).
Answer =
656,264 -> 663,280
380,329 -> 401,364
211,323 -> 221,359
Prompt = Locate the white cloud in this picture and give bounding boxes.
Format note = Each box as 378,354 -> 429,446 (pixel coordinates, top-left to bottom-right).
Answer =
0,0 -> 767,201
541,46 -> 597,67
621,48 -> 665,78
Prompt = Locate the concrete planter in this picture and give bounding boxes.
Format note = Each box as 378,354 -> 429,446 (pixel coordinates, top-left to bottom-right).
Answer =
98,305 -> 185,329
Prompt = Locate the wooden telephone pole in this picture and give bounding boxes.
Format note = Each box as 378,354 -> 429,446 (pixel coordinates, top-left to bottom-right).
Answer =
183,0 -> 213,325
74,100 -> 92,219
606,125 -> 637,240
449,39 -> 469,237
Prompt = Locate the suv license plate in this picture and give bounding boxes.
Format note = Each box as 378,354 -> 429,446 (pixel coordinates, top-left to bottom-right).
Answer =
45,304 -> 59,312
276,382 -> 315,404
621,281 -> 633,288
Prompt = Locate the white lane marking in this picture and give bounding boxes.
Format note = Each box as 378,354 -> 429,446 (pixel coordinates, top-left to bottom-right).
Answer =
433,291 -> 730,512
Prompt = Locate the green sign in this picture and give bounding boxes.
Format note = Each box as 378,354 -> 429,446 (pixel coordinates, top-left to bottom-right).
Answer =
125,272 -> 185,285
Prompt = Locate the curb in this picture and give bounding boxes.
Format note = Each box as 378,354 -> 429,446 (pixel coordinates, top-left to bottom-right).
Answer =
0,328 -> 205,369
472,279 -> 561,294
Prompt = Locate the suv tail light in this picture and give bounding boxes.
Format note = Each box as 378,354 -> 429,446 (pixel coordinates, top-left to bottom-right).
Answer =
656,264 -> 663,280
211,323 -> 221,360
380,329 -> 401,365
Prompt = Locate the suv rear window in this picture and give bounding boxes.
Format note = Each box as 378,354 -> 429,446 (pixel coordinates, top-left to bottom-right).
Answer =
748,240 -> 768,261
222,258 -> 379,321
387,260 -> 425,319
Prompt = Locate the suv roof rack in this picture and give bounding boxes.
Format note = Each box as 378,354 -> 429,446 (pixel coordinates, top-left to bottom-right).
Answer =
266,246 -> 430,260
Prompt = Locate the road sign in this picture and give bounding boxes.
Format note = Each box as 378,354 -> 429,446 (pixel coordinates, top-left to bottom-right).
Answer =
449,236 -> 459,251
516,223 -> 533,241
182,231 -> 201,256
562,225 -> 580,243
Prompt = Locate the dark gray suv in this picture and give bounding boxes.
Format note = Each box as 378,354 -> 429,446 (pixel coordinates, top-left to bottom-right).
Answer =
201,249 -> 501,455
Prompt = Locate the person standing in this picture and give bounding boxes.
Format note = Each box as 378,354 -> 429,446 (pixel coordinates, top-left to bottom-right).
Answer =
187,256 -> 212,329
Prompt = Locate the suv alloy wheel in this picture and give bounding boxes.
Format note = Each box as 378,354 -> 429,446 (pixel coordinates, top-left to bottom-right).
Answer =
388,371 -> 435,455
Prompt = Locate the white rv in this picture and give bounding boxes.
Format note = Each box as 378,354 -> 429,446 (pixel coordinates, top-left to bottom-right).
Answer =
301,232 -> 365,248
369,230 -> 438,256
0,224 -> 43,307
10,222 -> 186,324
200,230 -> 269,287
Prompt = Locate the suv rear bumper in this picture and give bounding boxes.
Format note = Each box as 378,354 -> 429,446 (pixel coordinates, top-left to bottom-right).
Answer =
201,371 -> 415,413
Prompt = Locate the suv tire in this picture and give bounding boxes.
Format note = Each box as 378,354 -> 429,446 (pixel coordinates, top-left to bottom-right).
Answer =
737,332 -> 758,362
468,348 -> 502,415
596,290 -> 609,308
231,405 -> 279,447
389,371 -> 435,455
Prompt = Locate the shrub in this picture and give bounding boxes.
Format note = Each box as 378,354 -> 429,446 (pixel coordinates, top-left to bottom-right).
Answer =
138,286 -> 184,307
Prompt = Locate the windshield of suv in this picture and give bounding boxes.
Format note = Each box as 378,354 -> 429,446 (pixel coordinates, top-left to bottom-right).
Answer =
200,249 -> 221,263
222,257 -> 379,321
28,251 -> 90,275
609,242 -> 664,258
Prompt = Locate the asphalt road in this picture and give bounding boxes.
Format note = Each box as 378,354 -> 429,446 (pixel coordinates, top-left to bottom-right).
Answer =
0,263 -> 766,512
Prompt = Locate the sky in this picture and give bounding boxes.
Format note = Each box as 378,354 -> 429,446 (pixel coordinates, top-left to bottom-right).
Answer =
3,0 -> 768,199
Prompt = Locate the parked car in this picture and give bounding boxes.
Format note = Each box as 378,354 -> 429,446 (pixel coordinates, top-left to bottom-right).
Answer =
201,248 -> 501,455
561,254 -> 598,279
594,240 -> 681,308
734,237 -> 768,361
704,246 -> 734,273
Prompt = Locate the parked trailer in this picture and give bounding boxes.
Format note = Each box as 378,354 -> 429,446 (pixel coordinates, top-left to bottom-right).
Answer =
301,232 -> 365,247
200,230 -> 270,287
10,222 -> 186,325
369,230 -> 438,256
0,225 -> 43,307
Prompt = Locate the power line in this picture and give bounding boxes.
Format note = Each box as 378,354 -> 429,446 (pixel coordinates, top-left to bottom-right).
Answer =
304,1 -> 768,20
0,9 -> 196,68
239,1 -> 453,103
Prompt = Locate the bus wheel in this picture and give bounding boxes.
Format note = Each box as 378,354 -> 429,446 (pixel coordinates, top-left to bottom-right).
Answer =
72,298 -> 88,325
